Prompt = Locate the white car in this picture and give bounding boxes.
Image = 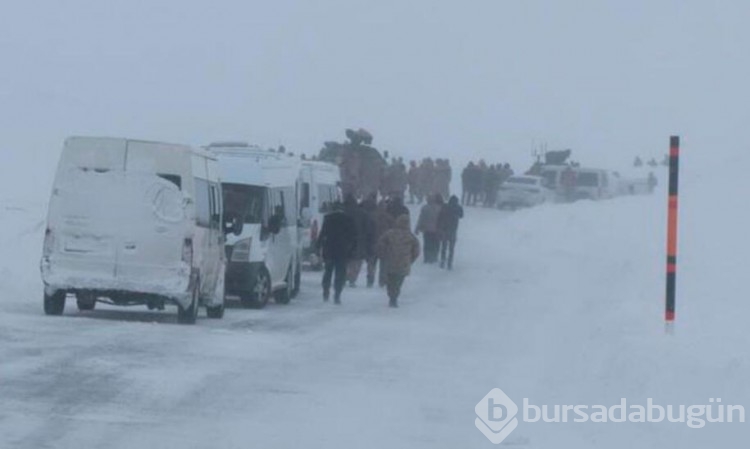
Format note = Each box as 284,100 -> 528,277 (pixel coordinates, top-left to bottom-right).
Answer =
209,142 -> 301,308
497,175 -> 553,209
41,136 -> 228,324
298,160 -> 341,270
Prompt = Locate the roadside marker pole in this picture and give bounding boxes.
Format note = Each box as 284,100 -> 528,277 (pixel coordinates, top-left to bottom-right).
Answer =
665,136 -> 680,333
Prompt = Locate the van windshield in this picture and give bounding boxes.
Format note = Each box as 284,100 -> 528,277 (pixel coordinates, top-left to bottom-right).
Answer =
222,183 -> 265,224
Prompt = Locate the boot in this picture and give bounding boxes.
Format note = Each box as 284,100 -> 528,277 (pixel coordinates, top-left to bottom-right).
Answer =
334,293 -> 341,305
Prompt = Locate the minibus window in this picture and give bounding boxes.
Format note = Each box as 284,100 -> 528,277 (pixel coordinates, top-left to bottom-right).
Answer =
194,178 -> 212,228
300,182 -> 310,213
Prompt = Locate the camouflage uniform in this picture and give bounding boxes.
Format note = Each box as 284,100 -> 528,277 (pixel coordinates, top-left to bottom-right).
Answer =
376,214 -> 420,307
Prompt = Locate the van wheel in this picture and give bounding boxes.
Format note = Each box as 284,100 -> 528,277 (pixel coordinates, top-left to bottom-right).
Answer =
178,279 -> 200,325
241,269 -> 270,309
291,261 -> 301,299
274,265 -> 293,305
44,291 -> 66,316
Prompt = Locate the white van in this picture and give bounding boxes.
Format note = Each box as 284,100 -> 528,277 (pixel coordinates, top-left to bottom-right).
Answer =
298,160 -> 341,269
41,136 -> 228,324
539,165 -> 615,201
573,168 -> 615,200
208,143 -> 301,308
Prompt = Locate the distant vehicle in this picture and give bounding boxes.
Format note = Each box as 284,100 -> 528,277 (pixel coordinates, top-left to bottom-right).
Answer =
208,142 -> 301,308
538,165 -> 616,201
573,168 -> 615,200
298,160 -> 341,269
497,175 -> 553,209
41,136 -> 228,324
613,171 -> 654,195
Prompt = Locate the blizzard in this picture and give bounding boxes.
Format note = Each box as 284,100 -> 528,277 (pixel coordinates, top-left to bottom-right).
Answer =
1,151 -> 748,448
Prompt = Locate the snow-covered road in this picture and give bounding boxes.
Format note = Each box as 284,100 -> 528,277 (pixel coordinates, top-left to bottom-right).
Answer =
1,177 -> 748,447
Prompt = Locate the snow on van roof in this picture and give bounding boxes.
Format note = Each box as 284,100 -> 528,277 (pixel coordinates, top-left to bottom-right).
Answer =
207,141 -> 255,148
65,136 -> 215,159
215,150 -> 300,188
207,143 -> 300,161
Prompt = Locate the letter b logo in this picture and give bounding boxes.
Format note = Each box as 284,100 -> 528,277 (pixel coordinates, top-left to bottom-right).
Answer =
475,388 -> 519,444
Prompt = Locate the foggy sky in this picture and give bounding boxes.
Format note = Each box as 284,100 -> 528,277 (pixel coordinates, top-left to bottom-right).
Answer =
2,0 -> 749,197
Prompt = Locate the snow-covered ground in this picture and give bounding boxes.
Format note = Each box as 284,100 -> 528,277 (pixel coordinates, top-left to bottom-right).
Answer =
1,157 -> 748,448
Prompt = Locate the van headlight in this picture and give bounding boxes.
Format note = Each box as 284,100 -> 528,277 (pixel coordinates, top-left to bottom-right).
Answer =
231,238 -> 252,262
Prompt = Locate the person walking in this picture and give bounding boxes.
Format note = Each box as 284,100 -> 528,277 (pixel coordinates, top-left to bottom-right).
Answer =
386,195 -> 410,219
372,198 -> 395,287
343,195 -> 372,288
437,195 -> 464,270
415,193 -> 443,264
407,160 -> 420,204
359,195 -> 382,288
376,214 -> 420,308
317,201 -> 357,304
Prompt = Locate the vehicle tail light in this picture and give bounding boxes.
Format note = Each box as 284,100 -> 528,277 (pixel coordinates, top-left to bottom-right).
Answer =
231,238 -> 252,262
182,238 -> 193,264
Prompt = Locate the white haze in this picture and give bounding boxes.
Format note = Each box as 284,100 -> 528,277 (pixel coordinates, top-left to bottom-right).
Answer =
2,0 -> 749,197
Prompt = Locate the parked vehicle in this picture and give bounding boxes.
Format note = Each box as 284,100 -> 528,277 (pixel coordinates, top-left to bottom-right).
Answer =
497,175 -> 553,209
41,136 -> 228,324
573,168 -> 616,200
208,142 -> 301,308
538,165 -> 567,199
539,165 -> 616,201
298,160 -> 341,269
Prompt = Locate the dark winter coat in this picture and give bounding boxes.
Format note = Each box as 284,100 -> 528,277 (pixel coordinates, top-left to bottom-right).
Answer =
377,215 -> 420,276
366,201 -> 394,245
344,201 -> 374,259
437,197 -> 464,238
317,209 -> 357,261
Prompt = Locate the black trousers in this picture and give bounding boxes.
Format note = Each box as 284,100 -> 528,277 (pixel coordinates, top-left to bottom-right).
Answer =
440,235 -> 457,269
423,232 -> 440,263
322,258 -> 348,297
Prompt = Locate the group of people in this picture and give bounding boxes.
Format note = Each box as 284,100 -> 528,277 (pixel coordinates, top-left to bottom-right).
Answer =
406,158 -> 452,205
315,192 -> 463,308
371,156 -> 455,205
460,161 -> 515,207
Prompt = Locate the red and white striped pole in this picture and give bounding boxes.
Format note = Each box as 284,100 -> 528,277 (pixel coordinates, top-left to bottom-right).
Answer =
665,136 -> 680,333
